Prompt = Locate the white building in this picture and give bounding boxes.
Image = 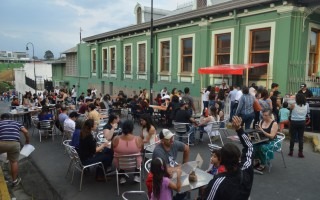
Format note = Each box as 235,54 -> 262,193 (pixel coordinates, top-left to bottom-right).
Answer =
15,62 -> 52,96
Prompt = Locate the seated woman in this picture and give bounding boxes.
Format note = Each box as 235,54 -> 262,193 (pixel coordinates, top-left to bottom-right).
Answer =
70,119 -> 84,150
78,119 -> 113,181
254,108 -> 279,171
94,98 -> 101,109
103,113 -> 121,141
198,106 -> 220,142
38,106 -> 54,121
139,114 -> 157,145
87,103 -> 100,126
112,120 -> 143,184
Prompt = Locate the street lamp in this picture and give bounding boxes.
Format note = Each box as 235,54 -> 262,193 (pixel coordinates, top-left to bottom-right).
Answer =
149,0 -> 154,103
26,42 -> 36,94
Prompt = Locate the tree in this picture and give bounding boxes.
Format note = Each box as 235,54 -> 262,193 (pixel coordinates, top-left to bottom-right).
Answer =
44,50 -> 54,60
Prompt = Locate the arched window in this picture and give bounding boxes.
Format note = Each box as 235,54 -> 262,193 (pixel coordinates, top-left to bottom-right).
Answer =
137,7 -> 142,24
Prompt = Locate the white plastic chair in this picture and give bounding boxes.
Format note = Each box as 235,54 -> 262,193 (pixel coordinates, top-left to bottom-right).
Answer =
266,132 -> 287,173
70,148 -> 107,191
114,153 -> 142,196
122,191 -> 149,200
144,159 -> 152,174
38,120 -> 55,142
173,122 -> 192,145
31,116 -> 39,136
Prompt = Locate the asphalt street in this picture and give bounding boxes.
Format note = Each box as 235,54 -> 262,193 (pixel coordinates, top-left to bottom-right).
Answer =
1,100 -> 320,200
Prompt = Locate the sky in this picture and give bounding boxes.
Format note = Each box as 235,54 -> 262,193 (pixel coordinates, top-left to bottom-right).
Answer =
0,0 -> 187,59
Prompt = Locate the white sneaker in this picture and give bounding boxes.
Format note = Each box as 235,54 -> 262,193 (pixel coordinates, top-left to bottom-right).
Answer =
120,177 -> 126,184
134,175 -> 140,183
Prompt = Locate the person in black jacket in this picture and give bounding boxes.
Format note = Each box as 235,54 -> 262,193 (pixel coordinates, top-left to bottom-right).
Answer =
204,116 -> 253,200
78,119 -> 113,181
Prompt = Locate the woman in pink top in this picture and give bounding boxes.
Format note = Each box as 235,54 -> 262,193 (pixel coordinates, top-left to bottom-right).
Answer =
112,120 -> 143,184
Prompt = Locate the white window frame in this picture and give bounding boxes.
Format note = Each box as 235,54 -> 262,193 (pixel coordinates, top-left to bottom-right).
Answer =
109,45 -> 117,78
91,48 -> 97,76
102,47 -> 108,77
244,22 -> 276,81
123,43 -> 133,79
137,41 -> 147,80
177,34 -> 196,83
210,28 -> 234,85
157,38 -> 172,82
306,22 -> 320,79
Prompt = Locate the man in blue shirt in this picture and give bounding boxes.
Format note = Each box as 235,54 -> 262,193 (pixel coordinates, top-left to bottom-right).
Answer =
0,113 -> 30,187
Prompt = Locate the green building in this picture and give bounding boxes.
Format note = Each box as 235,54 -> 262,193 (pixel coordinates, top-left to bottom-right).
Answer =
53,0 -> 320,106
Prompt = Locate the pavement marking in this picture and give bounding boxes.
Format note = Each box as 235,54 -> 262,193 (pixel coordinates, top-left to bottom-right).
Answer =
0,167 -> 10,200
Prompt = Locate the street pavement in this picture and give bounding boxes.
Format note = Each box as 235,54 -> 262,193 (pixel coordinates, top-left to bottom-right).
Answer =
1,100 -> 320,200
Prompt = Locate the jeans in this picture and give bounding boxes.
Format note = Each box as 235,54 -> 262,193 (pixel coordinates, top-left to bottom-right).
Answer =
178,125 -> 195,144
203,101 -> 209,111
241,112 -> 254,130
229,101 -> 237,122
289,120 -> 305,152
82,148 -> 113,177
209,100 -> 215,108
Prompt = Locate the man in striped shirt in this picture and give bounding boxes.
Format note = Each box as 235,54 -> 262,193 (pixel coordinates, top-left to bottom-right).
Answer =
204,116 -> 254,200
0,113 -> 30,187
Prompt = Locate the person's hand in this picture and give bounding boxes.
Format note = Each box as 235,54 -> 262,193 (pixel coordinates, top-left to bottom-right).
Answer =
25,138 -> 30,144
232,116 -> 242,130
176,167 -> 182,177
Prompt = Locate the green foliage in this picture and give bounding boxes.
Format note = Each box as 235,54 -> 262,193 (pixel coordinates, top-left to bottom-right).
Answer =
0,63 -> 23,71
0,82 -> 11,94
44,50 -> 54,60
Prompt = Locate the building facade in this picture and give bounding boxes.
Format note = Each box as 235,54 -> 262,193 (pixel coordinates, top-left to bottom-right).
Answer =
55,0 -> 320,101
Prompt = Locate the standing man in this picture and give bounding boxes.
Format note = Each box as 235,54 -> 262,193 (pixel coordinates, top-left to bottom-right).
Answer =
0,113 -> 30,186
160,87 -> 168,97
71,85 -> 77,105
298,83 -> 313,98
228,86 -> 238,122
182,87 -> 196,115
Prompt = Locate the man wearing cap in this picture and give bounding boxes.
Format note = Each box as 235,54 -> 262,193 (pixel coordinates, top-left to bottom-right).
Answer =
63,111 -> 80,135
174,100 -> 198,145
298,83 -> 313,98
153,129 -> 189,170
0,113 -> 30,187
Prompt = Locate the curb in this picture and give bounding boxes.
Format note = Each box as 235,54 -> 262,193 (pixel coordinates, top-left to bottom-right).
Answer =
282,129 -> 320,153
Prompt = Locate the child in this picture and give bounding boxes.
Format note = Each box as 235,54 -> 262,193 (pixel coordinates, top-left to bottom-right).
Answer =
197,149 -> 225,200
207,149 -> 226,175
279,102 -> 290,132
147,157 -> 182,200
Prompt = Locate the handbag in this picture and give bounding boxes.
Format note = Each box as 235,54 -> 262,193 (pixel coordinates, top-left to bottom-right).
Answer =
253,99 -> 262,112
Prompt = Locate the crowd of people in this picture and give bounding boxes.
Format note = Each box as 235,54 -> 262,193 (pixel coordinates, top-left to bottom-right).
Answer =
0,80 -> 314,199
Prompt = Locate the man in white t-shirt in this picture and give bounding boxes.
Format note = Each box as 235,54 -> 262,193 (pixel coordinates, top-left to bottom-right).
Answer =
228,86 -> 238,121
71,85 -> 77,105
234,87 -> 243,116
63,111 -> 79,136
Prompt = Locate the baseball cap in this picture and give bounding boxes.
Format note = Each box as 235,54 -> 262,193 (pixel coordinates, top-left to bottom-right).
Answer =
159,129 -> 175,140
300,83 -> 306,88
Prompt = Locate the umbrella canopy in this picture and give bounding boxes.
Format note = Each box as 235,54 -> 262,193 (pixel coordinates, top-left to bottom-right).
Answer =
198,63 -> 268,75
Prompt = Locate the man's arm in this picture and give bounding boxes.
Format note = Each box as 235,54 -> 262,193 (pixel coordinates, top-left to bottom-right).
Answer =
233,116 -> 253,170
235,96 -> 243,116
182,144 -> 189,164
21,127 -> 30,144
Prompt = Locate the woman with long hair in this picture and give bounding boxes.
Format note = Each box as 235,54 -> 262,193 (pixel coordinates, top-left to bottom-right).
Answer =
198,106 -> 220,142
140,114 -> 157,145
78,119 -> 113,181
150,157 -> 182,200
288,93 -> 308,158
103,113 -> 120,141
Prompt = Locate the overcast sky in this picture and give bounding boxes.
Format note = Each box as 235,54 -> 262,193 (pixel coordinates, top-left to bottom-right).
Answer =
0,0 -> 185,59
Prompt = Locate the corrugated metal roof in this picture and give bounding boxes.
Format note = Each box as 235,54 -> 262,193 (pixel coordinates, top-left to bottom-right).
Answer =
83,0 -> 279,42
62,46 -> 77,54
